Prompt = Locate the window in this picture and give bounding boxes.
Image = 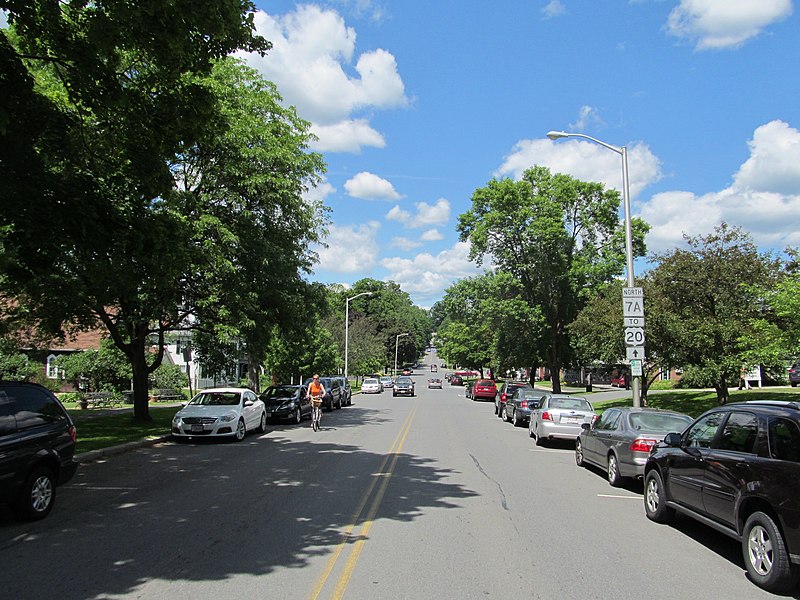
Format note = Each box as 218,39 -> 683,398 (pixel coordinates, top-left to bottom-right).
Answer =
596,409 -> 621,431
12,385 -> 66,431
717,412 -> 758,454
685,412 -> 725,448
46,354 -> 62,379
769,418 -> 800,462
0,391 -> 16,436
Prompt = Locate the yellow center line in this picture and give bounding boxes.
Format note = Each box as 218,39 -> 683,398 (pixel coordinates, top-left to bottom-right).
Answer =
308,404 -> 418,600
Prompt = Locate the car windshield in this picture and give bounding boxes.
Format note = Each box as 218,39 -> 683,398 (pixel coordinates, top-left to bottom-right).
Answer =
549,397 -> 592,411
364,378 -> 379,385
629,412 -> 692,432
261,387 -> 297,399
381,377 -> 392,382
396,377 -> 412,384
190,392 -> 240,406
477,380 -> 494,386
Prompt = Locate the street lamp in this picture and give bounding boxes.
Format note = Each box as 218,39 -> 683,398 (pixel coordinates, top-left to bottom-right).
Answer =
546,130 -> 641,407
394,332 -> 410,376
345,291 -> 373,381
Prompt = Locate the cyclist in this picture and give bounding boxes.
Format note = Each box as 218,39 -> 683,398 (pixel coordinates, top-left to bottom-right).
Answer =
307,374 -> 326,431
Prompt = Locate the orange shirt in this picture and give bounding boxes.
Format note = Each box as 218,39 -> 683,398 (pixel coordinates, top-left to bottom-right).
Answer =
309,381 -> 324,396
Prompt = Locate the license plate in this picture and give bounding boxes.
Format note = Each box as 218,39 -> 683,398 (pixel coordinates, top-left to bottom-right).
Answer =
266,412 -> 272,417
563,416 -> 581,423
191,424 -> 204,432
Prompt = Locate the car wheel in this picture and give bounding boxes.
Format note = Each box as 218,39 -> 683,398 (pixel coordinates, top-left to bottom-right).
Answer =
607,454 -> 622,486
258,412 -> 267,433
234,418 -> 246,441
501,406 -> 508,422
533,424 -> 545,446
644,470 -> 674,524
529,420 -> 535,438
16,466 -> 56,521
294,408 -> 302,424
494,402 -> 498,415
512,410 -> 522,427
743,511 -> 799,592
575,439 -> 585,467
336,397 -> 342,409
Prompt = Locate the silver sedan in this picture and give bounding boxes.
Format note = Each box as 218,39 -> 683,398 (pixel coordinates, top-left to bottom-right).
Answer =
575,407 -> 692,486
529,395 -> 596,446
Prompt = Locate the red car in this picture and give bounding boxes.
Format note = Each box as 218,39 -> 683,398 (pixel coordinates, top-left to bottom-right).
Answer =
471,379 -> 497,402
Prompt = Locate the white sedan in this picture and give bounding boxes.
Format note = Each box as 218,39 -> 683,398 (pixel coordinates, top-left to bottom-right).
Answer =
361,378 -> 383,393
171,387 -> 266,441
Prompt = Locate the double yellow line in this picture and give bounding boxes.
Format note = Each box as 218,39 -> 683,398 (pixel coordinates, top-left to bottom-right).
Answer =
309,404 -> 418,600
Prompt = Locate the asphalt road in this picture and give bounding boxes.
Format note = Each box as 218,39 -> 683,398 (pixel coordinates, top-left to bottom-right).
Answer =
0,356 -> 784,599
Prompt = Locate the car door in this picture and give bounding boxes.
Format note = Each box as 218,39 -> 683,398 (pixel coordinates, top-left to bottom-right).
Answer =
702,410 -> 760,527
299,386 -> 311,417
584,409 -> 621,467
666,411 -> 726,512
243,391 -> 259,429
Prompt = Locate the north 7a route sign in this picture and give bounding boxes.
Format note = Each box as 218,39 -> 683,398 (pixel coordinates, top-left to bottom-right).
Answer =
622,287 -> 644,318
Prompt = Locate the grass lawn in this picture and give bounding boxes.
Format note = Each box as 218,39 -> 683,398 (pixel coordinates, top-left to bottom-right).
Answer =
68,406 -> 178,454
592,387 -> 800,418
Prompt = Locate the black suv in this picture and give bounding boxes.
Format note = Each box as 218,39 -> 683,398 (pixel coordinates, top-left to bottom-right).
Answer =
303,377 -> 343,411
0,382 -> 79,520
789,361 -> 800,387
644,401 -> 800,592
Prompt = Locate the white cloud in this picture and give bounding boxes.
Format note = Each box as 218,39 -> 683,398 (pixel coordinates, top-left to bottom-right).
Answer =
666,0 -> 792,50
239,5 -> 408,153
386,199 -> 451,228
420,229 -> 444,241
303,177 -> 336,204
0,11 -> 7,28
316,222 -> 380,273
569,106 -> 605,132
541,0 -> 567,19
381,242 -> 487,305
390,237 -> 422,251
496,137 -> 663,199
640,120 -> 800,253
344,171 -> 402,200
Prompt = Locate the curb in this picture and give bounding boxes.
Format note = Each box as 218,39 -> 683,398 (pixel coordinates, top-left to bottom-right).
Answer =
76,435 -> 172,463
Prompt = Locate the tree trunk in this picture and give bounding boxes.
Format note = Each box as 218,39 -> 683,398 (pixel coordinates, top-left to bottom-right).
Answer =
129,336 -> 152,422
715,377 -> 729,404
247,354 -> 259,392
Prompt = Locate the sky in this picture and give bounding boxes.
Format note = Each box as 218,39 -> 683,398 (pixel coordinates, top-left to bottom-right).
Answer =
6,2 -> 800,308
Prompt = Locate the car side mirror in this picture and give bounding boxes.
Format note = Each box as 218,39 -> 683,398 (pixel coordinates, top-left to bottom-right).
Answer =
244,399 -> 254,407
663,432 -> 682,447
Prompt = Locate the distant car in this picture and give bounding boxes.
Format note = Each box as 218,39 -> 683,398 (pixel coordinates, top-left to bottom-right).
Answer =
0,382 -> 79,520
450,374 -> 463,386
529,395 -> 596,446
259,385 -> 311,424
362,378 -> 382,394
495,381 -> 532,418
303,377 -> 343,411
789,361 -> 800,387
402,368 -> 412,376
380,376 -> 394,389
471,379 -> 497,402
393,376 -> 415,397
575,407 -> 692,485
428,378 -> 442,389
503,389 -> 546,427
644,401 -> 800,593
172,387 -> 266,441
431,365 -> 438,372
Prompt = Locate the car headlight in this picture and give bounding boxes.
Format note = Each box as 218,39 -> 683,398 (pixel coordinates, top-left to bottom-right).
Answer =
218,414 -> 237,422
172,414 -> 182,424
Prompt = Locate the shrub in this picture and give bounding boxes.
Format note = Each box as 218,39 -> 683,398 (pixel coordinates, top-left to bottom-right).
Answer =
151,364 -> 188,390
649,380 -> 678,390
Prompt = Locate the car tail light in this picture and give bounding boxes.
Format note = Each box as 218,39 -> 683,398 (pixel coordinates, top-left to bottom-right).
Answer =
501,393 -> 507,402
520,401 -> 528,409
69,424 -> 77,443
541,411 -> 553,421
630,438 -> 657,453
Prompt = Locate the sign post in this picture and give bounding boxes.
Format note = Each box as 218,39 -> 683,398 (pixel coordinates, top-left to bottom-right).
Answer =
622,287 -> 645,407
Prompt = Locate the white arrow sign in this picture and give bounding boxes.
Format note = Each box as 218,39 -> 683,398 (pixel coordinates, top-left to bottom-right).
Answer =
626,346 -> 646,360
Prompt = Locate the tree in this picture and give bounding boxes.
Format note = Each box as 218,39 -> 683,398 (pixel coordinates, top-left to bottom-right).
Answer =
458,166 -> 648,392
647,224 -> 783,403
56,338 -> 132,392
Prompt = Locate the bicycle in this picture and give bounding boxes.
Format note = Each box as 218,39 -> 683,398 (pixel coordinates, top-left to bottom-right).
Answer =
310,396 -> 323,431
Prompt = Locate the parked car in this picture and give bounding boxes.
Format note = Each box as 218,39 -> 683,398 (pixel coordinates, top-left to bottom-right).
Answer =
644,401 -> 800,593
379,376 -> 394,389
362,378 -> 382,394
529,395 -> 596,446
259,385 -> 311,424
428,378 -> 442,389
0,382 -> 79,520
172,387 -> 266,441
789,361 -> 800,387
575,407 -> 692,486
471,379 -> 497,402
393,376 -> 415,397
503,389 -> 546,427
495,381 -> 532,418
449,374 -> 463,386
302,377 -> 343,411
333,376 -> 353,406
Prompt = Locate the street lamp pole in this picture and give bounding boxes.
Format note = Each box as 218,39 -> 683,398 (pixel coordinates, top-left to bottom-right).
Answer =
395,332 -> 410,376
345,291 -> 373,381
546,130 -> 641,407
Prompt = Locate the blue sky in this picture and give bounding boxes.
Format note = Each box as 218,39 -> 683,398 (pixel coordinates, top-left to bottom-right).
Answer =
8,3 -> 799,308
